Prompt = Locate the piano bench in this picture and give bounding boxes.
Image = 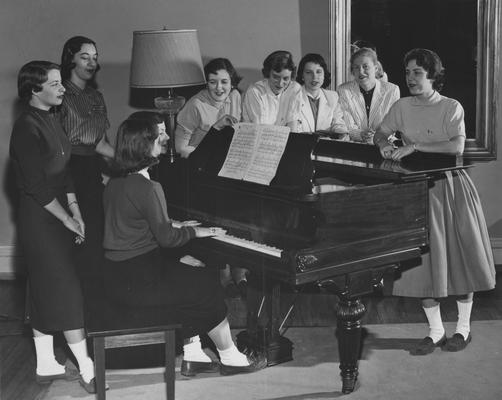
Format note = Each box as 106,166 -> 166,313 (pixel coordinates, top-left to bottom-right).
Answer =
83,281 -> 181,400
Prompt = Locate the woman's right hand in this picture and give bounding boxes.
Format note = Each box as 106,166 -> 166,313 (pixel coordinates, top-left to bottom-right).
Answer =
213,114 -> 238,131
378,144 -> 395,159
62,215 -> 85,243
194,226 -> 227,238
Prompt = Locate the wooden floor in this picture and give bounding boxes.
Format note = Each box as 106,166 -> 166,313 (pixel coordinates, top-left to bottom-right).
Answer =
1,273 -> 500,400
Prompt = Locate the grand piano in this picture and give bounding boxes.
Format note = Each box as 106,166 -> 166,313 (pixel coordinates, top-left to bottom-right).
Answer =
158,127 -> 466,394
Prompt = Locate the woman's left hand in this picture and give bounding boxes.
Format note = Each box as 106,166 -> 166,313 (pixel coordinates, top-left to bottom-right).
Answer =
72,215 -> 85,244
390,144 -> 415,161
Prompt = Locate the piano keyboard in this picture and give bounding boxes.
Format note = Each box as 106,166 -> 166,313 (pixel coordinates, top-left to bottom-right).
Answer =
171,220 -> 283,258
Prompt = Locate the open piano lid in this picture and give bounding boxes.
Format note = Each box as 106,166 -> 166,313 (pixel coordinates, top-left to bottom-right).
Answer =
187,126 -> 319,196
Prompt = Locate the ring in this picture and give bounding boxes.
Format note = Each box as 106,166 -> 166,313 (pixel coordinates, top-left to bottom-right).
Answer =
211,228 -> 215,233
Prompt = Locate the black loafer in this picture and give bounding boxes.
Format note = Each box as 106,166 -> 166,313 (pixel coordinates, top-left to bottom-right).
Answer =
410,334 -> 446,356
36,368 -> 80,384
444,333 -> 472,352
220,354 -> 267,376
181,360 -> 220,377
78,377 -> 109,394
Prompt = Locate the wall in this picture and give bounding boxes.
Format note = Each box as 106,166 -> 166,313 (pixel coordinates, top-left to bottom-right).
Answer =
0,0 -> 330,276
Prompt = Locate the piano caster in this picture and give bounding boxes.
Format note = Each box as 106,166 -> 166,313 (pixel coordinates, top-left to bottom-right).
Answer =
341,372 -> 358,394
236,328 -> 293,367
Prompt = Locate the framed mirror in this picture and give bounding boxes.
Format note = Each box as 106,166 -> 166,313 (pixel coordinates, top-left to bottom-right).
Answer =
329,0 -> 499,161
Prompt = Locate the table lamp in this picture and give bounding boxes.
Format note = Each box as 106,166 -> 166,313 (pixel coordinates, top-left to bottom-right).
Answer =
129,28 -> 206,162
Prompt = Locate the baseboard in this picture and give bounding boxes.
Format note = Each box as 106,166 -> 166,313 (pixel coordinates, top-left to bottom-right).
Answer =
492,237 -> 502,267
0,245 -> 25,280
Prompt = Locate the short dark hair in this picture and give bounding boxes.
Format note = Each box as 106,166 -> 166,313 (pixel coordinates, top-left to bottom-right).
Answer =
296,53 -> 331,88
127,111 -> 164,125
113,117 -> 160,175
262,50 -> 296,79
204,58 -> 242,88
17,61 -> 60,102
404,48 -> 445,91
60,36 -> 100,86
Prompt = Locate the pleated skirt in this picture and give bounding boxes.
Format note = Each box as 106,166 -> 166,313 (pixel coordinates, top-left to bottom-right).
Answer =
393,169 -> 496,298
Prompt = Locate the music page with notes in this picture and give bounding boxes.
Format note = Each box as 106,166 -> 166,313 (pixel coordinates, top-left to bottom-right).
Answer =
218,123 -> 290,185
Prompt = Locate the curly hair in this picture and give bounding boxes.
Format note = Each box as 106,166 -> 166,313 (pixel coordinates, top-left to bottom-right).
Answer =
404,48 -> 445,91
262,50 -> 296,79
17,60 -> 60,102
204,58 -> 242,88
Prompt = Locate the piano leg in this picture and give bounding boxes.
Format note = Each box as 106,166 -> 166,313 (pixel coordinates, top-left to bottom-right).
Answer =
335,296 -> 366,394
236,277 -> 293,366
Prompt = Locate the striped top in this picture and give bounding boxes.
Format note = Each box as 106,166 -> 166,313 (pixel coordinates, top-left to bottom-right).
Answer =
59,80 -> 110,155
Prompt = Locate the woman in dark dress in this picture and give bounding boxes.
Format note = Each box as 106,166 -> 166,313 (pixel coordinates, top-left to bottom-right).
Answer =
102,115 -> 267,376
10,61 -> 96,393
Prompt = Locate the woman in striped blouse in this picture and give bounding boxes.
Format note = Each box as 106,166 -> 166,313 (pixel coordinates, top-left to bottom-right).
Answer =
59,36 -> 114,278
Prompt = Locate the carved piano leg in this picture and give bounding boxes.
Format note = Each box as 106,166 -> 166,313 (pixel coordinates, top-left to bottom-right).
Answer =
335,296 -> 366,394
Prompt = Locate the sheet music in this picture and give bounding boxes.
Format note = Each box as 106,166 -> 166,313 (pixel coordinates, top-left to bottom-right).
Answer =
218,123 -> 290,185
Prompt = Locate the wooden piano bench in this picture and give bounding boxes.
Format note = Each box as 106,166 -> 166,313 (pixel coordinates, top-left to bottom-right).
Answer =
83,281 -> 181,400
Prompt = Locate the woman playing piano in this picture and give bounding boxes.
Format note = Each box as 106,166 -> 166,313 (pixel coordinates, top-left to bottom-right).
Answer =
374,48 -> 496,355
295,53 -> 348,136
337,47 -> 400,144
103,115 -> 266,376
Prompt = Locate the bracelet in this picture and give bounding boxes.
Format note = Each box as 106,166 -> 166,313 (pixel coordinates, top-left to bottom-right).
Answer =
68,200 -> 78,207
412,143 -> 418,152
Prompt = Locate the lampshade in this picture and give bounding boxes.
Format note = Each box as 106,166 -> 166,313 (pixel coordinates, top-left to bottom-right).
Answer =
130,29 -> 206,88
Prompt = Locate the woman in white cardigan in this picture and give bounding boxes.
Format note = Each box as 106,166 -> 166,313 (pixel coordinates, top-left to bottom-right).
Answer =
295,53 -> 348,137
337,47 -> 400,143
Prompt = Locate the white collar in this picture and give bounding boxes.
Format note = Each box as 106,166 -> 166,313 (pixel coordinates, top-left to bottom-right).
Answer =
136,168 -> 150,180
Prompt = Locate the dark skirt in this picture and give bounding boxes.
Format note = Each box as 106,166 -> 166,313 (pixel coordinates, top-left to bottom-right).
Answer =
68,154 -> 105,278
18,193 -> 84,332
103,248 -> 227,339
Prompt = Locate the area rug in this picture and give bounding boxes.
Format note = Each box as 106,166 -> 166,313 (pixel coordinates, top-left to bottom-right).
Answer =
41,321 -> 502,400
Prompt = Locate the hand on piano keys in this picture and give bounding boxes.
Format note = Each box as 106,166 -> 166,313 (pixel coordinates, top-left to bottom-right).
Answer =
171,219 -> 227,237
194,226 -> 227,238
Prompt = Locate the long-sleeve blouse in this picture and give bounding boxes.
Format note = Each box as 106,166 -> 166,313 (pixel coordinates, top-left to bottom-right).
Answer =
103,173 -> 195,261
9,106 -> 74,206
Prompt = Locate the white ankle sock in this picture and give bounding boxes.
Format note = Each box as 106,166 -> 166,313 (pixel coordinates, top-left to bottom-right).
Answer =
67,339 -> 94,383
423,305 -> 445,343
456,300 -> 473,340
183,336 -> 211,362
33,335 -> 65,376
217,344 -> 249,367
